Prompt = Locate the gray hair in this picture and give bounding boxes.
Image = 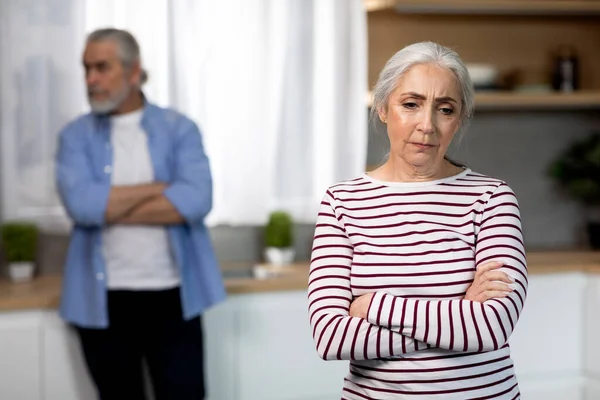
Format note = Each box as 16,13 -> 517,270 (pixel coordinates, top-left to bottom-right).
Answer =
370,41 -> 474,134
86,28 -> 148,85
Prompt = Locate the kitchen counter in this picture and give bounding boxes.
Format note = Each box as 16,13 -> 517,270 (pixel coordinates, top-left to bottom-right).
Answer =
522,251 -> 600,274
1,251 -> 599,312
0,263 -> 311,312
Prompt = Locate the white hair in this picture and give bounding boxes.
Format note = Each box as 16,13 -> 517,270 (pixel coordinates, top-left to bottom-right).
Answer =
86,28 -> 148,85
370,41 -> 474,134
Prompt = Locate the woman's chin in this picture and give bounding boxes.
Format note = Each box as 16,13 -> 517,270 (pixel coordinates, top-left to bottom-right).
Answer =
404,154 -> 438,169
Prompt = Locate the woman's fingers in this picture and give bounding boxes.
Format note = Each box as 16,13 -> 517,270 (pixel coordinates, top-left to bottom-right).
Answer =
466,260 -> 517,303
475,261 -> 504,276
476,290 -> 511,303
483,281 -> 513,292
467,282 -> 512,303
483,270 -> 514,284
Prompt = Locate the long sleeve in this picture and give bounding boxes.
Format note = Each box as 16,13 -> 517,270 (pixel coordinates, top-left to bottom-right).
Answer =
366,183 -> 528,352
309,190 -> 428,360
55,123 -> 111,227
163,119 -> 213,224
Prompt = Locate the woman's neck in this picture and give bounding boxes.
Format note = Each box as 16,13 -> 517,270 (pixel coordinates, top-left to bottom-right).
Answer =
370,157 -> 463,183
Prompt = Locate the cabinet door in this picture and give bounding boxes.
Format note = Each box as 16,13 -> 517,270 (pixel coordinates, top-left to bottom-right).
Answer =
204,300 -> 238,400
585,275 -> 600,400
42,312 -> 96,400
586,379 -> 600,400
509,273 -> 586,400
234,291 -> 347,400
0,311 -> 43,400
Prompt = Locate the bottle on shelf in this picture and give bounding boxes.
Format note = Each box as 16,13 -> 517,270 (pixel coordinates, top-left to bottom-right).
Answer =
551,45 -> 580,93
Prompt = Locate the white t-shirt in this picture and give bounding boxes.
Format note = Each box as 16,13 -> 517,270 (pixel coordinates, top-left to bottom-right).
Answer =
102,109 -> 180,290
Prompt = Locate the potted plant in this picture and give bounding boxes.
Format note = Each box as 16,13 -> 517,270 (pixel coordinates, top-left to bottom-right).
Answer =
548,132 -> 600,248
263,211 -> 295,266
1,222 -> 39,282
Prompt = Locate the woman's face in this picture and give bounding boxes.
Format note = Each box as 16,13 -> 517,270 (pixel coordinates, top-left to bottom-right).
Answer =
378,63 -> 462,172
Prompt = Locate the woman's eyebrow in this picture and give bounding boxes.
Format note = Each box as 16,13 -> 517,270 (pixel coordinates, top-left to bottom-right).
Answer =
400,92 -> 458,104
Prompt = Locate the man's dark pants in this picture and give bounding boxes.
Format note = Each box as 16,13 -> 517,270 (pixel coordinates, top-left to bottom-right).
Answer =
74,287 -> 205,400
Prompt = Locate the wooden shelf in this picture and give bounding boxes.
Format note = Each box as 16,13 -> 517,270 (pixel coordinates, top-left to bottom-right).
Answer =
365,0 -> 600,15
366,91 -> 600,110
365,0 -> 397,12
475,91 -> 600,110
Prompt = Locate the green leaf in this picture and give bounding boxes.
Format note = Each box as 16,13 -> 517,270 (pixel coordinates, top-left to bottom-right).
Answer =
1,223 -> 38,263
264,211 -> 293,248
548,132 -> 600,205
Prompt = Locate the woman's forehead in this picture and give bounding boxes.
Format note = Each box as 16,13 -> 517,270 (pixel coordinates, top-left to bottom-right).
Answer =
394,64 -> 461,96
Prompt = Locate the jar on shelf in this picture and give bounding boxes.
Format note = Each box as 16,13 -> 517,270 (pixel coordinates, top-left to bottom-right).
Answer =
551,45 -> 580,93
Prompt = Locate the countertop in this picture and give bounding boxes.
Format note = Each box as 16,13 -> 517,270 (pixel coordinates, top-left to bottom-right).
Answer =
1,251 -> 600,312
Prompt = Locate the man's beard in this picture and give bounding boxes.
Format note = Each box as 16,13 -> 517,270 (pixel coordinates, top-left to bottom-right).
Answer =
87,83 -> 131,114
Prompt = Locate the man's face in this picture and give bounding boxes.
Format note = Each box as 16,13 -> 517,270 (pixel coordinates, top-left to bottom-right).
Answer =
83,40 -> 136,114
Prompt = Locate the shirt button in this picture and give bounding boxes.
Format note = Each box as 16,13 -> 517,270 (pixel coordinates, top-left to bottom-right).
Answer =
96,272 -> 104,281
104,165 -> 112,174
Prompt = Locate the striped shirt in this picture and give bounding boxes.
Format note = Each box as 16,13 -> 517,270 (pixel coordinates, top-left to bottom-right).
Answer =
308,169 -> 527,399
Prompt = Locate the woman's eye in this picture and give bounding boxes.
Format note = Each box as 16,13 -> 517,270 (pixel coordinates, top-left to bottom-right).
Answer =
403,102 -> 418,110
440,107 -> 454,115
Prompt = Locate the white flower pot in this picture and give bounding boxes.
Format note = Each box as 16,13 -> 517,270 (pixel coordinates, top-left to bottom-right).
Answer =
264,247 -> 295,266
9,261 -> 35,283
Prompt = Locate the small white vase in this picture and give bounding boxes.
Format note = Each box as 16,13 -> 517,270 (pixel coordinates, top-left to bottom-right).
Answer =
9,261 -> 35,283
264,247 -> 295,266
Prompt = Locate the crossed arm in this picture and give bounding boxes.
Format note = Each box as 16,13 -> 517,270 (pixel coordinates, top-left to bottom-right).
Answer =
357,184 -> 527,353
56,119 -> 212,227
105,184 -> 184,225
309,184 -> 527,360
308,192 -> 430,361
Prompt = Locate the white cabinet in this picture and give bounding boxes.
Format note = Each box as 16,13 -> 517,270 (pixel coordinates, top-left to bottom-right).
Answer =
1,272 -> 600,400
0,291 -> 348,400
204,291 -> 348,400
509,272 -> 587,399
585,274 -> 600,400
0,311 -> 95,400
0,311 -> 43,400
204,300 -> 237,400
41,313 -> 96,400
234,292 -> 347,400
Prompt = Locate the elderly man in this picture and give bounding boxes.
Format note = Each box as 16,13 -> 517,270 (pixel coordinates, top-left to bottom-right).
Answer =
55,28 -> 225,400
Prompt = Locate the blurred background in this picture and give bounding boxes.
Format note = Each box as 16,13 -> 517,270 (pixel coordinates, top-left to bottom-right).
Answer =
1,0 -> 600,399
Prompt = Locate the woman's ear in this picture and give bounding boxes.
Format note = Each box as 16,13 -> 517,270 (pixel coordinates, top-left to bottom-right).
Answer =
377,107 -> 387,124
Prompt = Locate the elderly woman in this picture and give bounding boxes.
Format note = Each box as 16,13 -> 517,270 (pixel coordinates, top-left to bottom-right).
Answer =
308,41 -> 527,399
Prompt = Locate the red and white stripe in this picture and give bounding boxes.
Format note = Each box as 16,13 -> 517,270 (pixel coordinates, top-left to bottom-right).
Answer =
308,170 -> 527,399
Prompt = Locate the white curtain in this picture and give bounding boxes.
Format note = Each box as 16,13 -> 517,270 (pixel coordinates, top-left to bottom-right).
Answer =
1,0 -> 368,227
0,0 -> 86,230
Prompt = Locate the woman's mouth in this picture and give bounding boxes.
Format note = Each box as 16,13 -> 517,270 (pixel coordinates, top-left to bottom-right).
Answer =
410,143 -> 435,150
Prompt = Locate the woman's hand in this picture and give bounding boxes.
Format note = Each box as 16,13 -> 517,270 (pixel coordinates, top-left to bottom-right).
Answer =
349,293 -> 374,319
465,261 -> 514,303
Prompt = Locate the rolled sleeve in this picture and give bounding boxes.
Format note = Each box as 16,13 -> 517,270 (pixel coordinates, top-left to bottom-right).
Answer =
163,119 -> 213,224
55,122 -> 111,227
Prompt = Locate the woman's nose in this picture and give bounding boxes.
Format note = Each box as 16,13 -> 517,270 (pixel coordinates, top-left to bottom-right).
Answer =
418,109 -> 435,134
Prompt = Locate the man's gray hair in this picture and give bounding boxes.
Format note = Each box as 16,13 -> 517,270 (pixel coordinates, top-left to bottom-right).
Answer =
370,41 -> 474,133
86,28 -> 148,85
